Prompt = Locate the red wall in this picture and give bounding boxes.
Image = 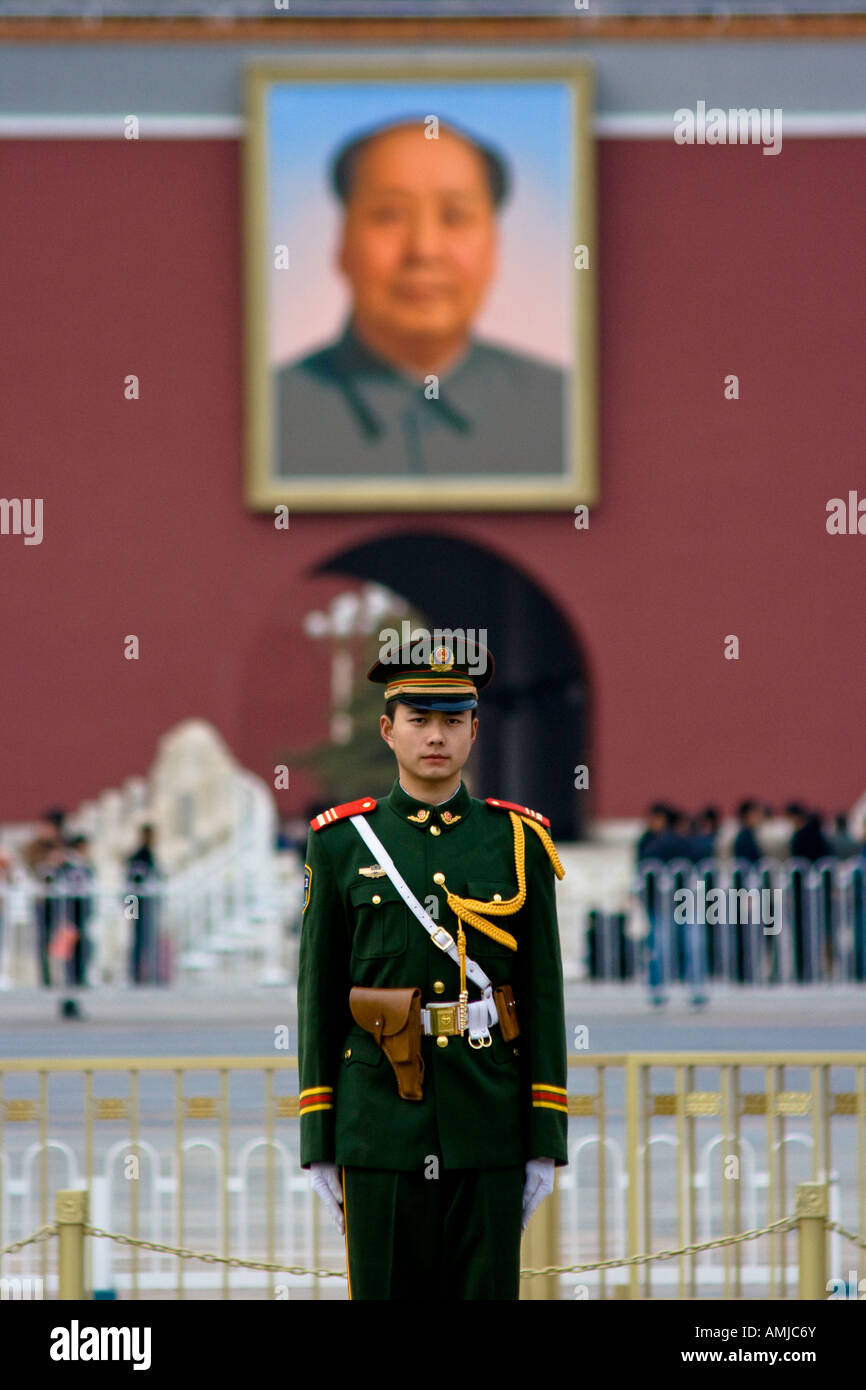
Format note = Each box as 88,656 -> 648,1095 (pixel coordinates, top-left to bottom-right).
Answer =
1,137 -> 864,821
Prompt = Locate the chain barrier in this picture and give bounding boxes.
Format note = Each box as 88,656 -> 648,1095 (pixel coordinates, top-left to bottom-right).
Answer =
0,1225 -> 57,1258
520,1216 -> 798,1279
826,1220 -> 866,1252
83,1226 -> 345,1279
5,1215 -> 863,1284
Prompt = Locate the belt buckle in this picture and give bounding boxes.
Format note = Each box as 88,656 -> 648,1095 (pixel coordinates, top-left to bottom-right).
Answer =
430,926 -> 454,952
427,1002 -> 459,1035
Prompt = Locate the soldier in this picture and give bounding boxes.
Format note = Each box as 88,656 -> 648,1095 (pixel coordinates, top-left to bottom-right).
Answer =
297,639 -> 568,1300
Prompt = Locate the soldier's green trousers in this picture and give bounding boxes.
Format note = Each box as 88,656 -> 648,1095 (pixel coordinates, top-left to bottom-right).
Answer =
341,1162 -> 525,1301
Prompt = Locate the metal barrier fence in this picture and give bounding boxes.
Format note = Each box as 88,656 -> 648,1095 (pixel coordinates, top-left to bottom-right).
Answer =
588,858 -> 866,987
6,855 -> 866,992
5,1179 -> 857,1303
1,1052 -> 864,1299
0,866 -> 295,989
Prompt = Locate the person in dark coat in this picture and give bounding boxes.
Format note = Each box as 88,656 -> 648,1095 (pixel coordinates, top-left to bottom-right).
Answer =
789,806 -> 832,863
733,800 -> 764,865
636,805 -> 694,1006
644,808 -> 693,865
786,804 -> 833,982
690,807 -> 720,863
685,809 -> 719,1003
63,835 -> 94,988
831,813 -> 858,860
22,808 -> 69,988
126,825 -> 162,984
636,804 -> 669,864
729,801 -> 768,985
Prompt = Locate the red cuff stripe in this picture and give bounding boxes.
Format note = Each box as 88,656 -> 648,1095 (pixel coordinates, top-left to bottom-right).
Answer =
300,1092 -> 334,1111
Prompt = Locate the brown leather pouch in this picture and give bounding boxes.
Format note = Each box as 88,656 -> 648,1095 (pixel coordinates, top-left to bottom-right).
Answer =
349,986 -> 425,1101
493,984 -> 520,1041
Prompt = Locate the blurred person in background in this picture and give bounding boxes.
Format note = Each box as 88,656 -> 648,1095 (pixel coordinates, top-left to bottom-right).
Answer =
22,807 -> 69,989
636,804 -> 693,866
733,800 -> 764,864
730,801 -> 769,986
636,802 -> 669,864
0,848 -> 11,987
686,808 -> 719,1008
787,802 -> 832,863
690,807 -> 720,863
671,810 -> 694,861
64,834 -> 94,990
635,803 -> 669,1005
785,804 -> 832,982
635,804 -> 694,1007
277,815 -> 310,855
831,812 -> 858,860
126,824 -> 162,985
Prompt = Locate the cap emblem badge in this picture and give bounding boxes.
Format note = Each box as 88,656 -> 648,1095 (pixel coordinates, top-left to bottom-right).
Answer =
429,646 -> 454,672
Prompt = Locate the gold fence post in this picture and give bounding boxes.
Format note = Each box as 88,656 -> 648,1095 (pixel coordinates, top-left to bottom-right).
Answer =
57,1189 -> 89,1301
625,1055 -> 640,1300
521,1172 -> 560,1301
795,1182 -> 828,1300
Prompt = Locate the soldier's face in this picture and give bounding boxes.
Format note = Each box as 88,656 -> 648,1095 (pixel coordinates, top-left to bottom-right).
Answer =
380,706 -> 478,784
337,126 -> 498,354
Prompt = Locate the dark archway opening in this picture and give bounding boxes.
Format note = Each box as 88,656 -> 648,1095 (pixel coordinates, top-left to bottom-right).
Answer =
317,532 -> 590,840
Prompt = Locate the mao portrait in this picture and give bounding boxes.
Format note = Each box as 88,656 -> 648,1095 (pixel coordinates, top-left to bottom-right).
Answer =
243,67 -> 597,510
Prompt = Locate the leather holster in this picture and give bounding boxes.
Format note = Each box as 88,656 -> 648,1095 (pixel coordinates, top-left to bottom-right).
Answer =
349,986 -> 425,1101
493,983 -> 520,1041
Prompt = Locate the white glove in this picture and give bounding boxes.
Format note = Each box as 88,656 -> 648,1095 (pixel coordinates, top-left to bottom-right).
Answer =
310,1162 -> 344,1235
521,1157 -> 555,1232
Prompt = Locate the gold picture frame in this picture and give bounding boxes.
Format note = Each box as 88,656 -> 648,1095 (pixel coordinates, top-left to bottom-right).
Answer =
243,59 -> 597,511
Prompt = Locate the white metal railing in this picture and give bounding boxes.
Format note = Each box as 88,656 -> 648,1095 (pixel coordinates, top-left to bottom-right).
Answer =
4,853 -> 864,991
587,857 -> 866,987
0,853 -> 302,989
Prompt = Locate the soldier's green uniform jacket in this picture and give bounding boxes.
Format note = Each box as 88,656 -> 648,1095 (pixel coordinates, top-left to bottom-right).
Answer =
297,776 -> 568,1171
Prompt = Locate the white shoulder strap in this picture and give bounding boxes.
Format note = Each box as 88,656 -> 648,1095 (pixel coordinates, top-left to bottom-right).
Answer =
349,814 -> 497,1018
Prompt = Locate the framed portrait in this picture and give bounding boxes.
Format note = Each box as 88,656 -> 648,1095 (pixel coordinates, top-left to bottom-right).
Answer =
243,61 -> 597,511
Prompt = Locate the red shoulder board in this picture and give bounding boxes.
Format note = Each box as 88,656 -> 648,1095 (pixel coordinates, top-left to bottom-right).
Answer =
310,797 -> 377,831
486,798 -> 551,828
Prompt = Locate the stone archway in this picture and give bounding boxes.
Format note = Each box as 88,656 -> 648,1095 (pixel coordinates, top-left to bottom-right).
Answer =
317,532 -> 590,840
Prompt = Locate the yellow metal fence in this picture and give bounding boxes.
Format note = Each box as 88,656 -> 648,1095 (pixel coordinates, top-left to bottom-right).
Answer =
566,1052 -> 865,1299
1,1052 -> 864,1300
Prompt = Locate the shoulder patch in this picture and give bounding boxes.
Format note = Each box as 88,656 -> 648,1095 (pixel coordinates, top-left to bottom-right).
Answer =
310,797 -> 378,831
485,797 -> 551,829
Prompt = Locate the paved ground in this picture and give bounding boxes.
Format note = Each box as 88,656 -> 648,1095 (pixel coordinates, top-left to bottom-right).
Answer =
1,981 -> 864,1057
